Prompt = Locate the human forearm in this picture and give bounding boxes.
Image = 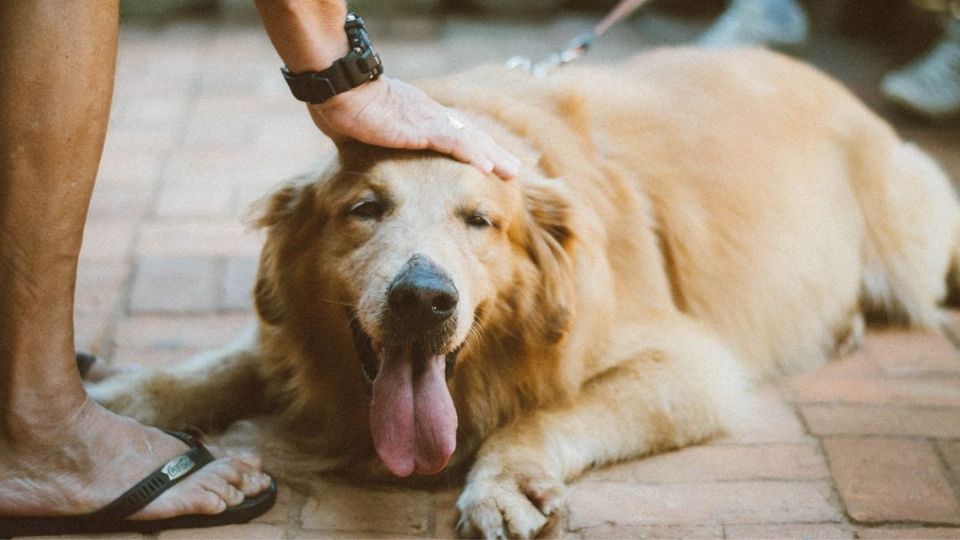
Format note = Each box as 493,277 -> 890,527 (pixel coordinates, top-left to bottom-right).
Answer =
255,0 -> 521,180
254,0 -> 349,72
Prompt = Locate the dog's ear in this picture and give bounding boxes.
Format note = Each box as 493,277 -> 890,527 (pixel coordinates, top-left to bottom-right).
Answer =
248,182 -> 319,326
524,180 -> 575,251
248,182 -> 313,231
254,260 -> 284,326
521,179 -> 577,344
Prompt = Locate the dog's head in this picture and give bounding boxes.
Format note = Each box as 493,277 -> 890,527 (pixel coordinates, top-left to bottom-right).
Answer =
252,144 -> 575,477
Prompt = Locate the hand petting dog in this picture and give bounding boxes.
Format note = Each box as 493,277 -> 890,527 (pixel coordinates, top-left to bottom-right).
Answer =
310,76 -> 521,181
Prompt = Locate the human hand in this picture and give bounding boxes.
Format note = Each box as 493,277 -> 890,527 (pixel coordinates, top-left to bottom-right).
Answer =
308,76 -> 521,180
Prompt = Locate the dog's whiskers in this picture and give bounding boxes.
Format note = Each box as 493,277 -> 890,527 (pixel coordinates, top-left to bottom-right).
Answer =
318,297 -> 356,309
467,314 -> 489,348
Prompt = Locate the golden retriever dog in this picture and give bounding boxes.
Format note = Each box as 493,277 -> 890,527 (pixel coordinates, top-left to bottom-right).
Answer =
88,47 -> 960,538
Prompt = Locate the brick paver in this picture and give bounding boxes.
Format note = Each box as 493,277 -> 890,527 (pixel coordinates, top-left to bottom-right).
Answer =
67,4 -> 960,538
857,528 -> 960,539
579,524 -> 723,538
801,404 -> 960,438
823,437 -> 960,525
865,330 -> 960,376
580,443 -> 829,483
129,256 -> 220,313
299,482 -> 433,535
724,523 -> 855,539
566,481 -> 841,528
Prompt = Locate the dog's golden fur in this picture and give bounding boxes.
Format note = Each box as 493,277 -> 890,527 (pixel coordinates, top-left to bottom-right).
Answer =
90,48 -> 960,538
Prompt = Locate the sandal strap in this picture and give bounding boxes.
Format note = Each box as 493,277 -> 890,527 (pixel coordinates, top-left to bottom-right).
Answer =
83,430 -> 215,521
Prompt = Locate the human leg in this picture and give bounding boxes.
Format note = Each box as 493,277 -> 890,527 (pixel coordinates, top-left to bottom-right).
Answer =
698,0 -> 808,50
881,16 -> 960,119
0,0 -> 270,523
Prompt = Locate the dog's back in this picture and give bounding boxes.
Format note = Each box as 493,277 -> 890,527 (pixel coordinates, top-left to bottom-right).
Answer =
426,47 -> 960,378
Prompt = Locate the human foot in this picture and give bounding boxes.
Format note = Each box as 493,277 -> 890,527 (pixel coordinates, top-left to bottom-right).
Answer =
0,399 -> 272,522
698,0 -> 808,50
881,19 -> 960,120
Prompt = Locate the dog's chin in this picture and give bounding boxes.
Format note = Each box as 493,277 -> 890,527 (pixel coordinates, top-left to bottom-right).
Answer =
348,315 -> 461,384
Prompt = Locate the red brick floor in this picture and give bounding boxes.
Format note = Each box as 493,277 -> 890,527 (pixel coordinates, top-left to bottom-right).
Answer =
70,9 -> 960,539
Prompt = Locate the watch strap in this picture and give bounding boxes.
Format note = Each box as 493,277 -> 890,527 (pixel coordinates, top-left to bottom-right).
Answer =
281,13 -> 383,104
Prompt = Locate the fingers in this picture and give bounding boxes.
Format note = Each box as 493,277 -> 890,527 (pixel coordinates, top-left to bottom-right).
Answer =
429,115 -> 521,181
484,136 -> 521,181
311,76 -> 521,180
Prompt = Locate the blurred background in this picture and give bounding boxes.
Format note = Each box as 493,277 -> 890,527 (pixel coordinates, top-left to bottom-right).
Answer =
120,0 -> 953,99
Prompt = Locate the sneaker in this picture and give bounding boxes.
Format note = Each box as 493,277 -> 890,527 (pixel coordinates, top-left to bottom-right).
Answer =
698,0 -> 808,50
881,19 -> 960,119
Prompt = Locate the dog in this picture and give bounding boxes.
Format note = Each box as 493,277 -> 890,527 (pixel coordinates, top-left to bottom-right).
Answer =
88,47 -> 960,538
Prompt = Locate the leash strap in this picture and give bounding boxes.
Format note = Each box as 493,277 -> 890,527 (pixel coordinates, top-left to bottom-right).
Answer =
593,0 -> 650,36
519,0 -> 652,76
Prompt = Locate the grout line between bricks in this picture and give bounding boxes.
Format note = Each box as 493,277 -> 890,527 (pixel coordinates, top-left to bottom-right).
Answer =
932,436 -> 960,516
792,398 -> 858,531
940,319 -> 960,353
801,402 -> 960,413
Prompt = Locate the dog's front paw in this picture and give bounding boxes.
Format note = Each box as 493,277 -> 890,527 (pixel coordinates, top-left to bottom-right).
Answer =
456,462 -> 565,539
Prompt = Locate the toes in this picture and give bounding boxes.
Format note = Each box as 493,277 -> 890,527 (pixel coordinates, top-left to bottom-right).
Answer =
458,482 -> 547,539
237,470 -> 272,497
130,476 -> 228,520
202,459 -> 243,487
222,454 -> 271,497
130,456 -> 268,520
521,477 -> 565,516
225,484 -> 245,507
204,457 -> 272,500
227,450 -> 263,472
193,490 -> 229,515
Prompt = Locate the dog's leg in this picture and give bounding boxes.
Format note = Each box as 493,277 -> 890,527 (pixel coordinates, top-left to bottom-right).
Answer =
456,322 -> 748,539
86,326 -> 267,432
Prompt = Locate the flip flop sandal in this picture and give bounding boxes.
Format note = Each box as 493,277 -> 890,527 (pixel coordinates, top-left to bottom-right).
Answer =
0,430 -> 277,538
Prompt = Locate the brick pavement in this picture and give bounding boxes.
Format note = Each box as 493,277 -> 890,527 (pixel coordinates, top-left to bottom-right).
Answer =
69,7 -> 960,539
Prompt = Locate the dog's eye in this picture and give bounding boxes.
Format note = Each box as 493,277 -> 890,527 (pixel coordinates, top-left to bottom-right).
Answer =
349,200 -> 385,220
464,213 -> 493,229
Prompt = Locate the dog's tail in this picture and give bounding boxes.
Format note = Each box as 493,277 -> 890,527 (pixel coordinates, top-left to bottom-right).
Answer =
858,140 -> 960,327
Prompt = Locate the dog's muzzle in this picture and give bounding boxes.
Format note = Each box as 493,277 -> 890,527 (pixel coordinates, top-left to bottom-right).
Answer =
349,254 -> 463,384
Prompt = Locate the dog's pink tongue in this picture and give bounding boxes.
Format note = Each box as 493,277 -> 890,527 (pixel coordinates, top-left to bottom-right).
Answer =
369,348 -> 457,477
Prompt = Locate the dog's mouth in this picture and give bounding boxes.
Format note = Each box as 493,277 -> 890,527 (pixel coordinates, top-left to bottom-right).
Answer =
349,317 -> 460,384
348,314 -> 461,477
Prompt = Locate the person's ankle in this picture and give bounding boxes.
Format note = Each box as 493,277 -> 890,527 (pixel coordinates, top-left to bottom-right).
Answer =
1,392 -> 93,449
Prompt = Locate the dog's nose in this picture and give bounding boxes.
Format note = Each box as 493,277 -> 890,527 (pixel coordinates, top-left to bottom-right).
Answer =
387,256 -> 459,327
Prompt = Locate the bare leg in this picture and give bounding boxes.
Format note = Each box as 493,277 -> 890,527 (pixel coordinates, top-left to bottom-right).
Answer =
0,2 -> 269,519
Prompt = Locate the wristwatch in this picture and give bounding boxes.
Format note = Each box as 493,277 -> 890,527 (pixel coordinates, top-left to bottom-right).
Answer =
281,13 -> 384,104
